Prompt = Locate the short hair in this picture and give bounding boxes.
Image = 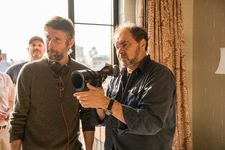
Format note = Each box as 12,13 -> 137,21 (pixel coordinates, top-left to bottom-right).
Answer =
113,23 -> 148,51
0,49 -> 2,55
44,16 -> 74,41
29,36 -> 44,45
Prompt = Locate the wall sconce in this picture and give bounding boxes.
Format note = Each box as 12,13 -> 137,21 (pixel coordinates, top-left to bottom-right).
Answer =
215,48 -> 225,74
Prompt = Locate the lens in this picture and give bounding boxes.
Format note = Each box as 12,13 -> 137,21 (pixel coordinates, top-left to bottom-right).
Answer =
71,64 -> 119,91
71,72 -> 85,90
72,72 -> 84,89
71,69 -> 100,91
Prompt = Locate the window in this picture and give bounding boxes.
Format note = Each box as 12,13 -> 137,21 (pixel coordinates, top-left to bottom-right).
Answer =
0,0 -> 68,71
70,1 -> 118,149
70,0 -> 118,69
0,1 -> 118,149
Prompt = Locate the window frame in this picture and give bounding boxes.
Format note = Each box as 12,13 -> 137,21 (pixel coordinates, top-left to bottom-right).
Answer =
68,0 -> 119,65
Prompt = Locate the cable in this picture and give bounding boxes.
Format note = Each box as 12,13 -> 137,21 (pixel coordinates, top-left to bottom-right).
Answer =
60,103 -> 70,150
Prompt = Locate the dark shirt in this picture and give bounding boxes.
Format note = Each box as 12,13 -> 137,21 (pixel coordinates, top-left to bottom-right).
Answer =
104,55 -> 176,150
10,58 -> 95,150
6,61 -> 27,84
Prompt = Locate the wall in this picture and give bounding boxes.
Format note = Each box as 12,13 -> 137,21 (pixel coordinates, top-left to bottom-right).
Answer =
122,0 -> 225,149
182,0 -> 193,134
119,0 -> 136,24
192,0 -> 225,149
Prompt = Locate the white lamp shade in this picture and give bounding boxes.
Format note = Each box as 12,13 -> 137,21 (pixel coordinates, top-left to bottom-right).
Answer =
215,48 -> 225,74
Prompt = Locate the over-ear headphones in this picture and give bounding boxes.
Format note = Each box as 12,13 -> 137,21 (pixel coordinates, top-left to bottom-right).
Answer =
48,57 -> 71,76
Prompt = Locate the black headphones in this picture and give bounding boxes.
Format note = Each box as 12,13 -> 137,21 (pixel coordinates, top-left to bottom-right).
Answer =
48,57 -> 71,76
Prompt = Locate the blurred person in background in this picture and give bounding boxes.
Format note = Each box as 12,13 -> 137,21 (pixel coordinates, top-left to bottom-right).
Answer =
0,49 -> 15,150
6,36 -> 45,84
0,50 -> 11,72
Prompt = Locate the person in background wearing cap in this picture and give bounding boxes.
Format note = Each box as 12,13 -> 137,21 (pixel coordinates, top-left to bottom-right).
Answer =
6,36 -> 45,84
0,49 -> 15,150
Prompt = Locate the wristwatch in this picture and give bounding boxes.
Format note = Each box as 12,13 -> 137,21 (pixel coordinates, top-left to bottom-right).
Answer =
105,99 -> 114,116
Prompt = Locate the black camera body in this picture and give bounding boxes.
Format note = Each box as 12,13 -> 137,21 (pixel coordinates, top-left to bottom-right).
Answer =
71,64 -> 119,91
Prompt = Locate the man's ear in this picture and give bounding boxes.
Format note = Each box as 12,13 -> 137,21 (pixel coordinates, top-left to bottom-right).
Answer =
140,39 -> 147,50
68,38 -> 75,49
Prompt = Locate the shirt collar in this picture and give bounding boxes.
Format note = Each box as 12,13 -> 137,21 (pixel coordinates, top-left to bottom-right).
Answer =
136,55 -> 150,73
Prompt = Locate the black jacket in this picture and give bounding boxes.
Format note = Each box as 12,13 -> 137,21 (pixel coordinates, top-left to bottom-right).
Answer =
104,55 -> 176,150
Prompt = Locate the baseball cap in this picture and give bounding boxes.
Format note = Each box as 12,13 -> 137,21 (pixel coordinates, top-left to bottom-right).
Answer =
29,36 -> 44,44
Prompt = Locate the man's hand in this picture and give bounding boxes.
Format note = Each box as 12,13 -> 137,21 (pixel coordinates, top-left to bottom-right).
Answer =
74,83 -> 126,124
73,83 -> 109,109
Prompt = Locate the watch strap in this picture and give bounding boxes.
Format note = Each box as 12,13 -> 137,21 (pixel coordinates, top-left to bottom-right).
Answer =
107,99 -> 114,111
105,99 -> 114,116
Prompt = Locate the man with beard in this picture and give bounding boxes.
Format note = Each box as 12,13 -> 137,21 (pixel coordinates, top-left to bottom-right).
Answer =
6,36 -> 45,84
9,16 -> 95,150
74,24 -> 176,150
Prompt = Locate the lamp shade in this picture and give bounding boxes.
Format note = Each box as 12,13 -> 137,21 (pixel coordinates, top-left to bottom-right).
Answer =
215,48 -> 225,74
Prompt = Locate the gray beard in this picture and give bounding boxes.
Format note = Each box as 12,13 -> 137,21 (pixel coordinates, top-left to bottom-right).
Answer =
47,50 -> 64,62
121,44 -> 140,68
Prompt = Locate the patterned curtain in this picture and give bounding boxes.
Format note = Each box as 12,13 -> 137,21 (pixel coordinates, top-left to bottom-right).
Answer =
136,0 -> 192,149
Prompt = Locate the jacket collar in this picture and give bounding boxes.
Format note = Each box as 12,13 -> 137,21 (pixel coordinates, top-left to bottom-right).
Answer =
120,55 -> 151,76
